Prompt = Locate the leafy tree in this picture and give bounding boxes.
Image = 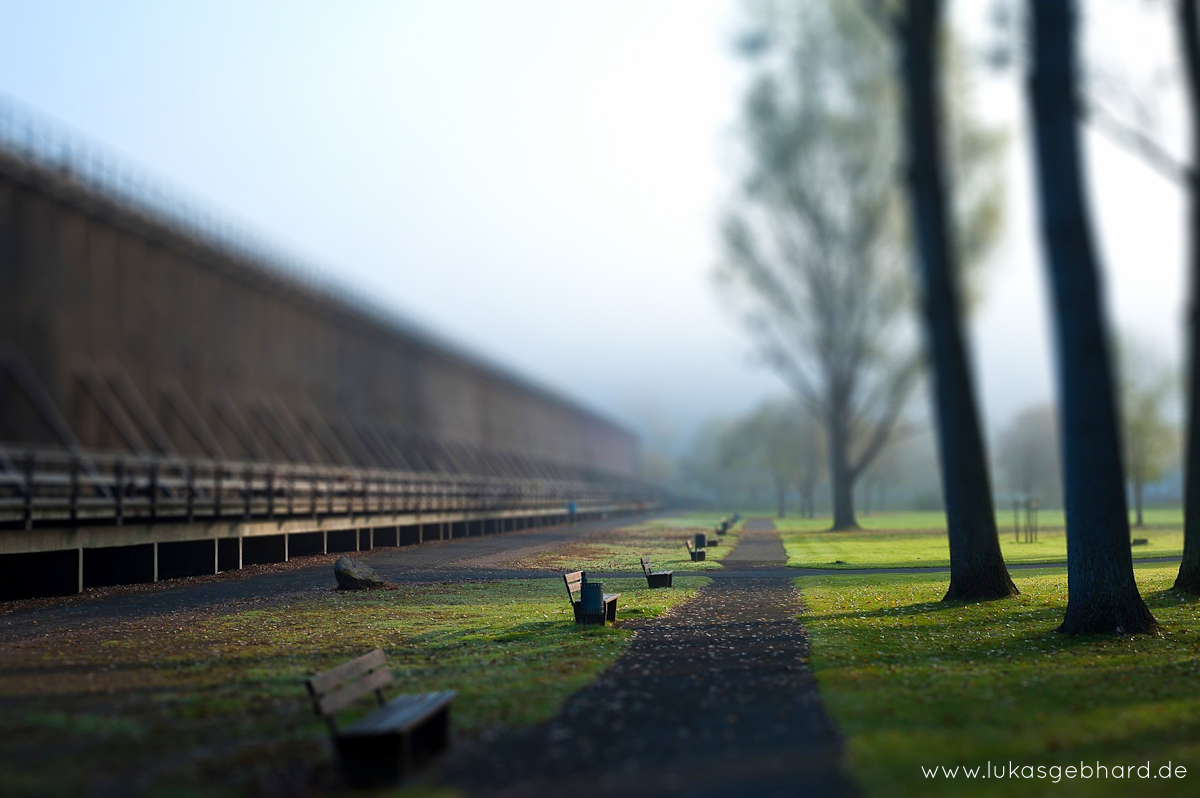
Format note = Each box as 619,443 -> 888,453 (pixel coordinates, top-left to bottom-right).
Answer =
677,418 -> 753,506
1118,335 -> 1177,528
719,399 -> 823,518
996,403 -> 1063,508
1027,0 -> 1157,634
720,0 -> 1003,531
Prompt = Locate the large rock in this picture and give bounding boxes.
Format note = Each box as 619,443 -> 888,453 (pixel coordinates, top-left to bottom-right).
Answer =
334,557 -> 387,590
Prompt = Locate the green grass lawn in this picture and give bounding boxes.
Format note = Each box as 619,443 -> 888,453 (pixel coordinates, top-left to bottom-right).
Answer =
800,564 -> 1200,797
774,508 -> 1184,533
0,577 -> 705,797
781,509 -> 1184,569
511,511 -> 742,573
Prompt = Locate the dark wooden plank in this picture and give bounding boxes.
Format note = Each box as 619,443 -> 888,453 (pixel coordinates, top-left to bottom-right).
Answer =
342,690 -> 457,736
308,648 -> 387,696
316,667 -> 394,717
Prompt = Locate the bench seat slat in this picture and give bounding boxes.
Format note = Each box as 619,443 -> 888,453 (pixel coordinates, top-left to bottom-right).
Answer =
341,690 -> 457,737
316,666 -> 394,716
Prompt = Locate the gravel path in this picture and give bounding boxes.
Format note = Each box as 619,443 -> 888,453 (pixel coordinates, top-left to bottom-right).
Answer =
0,515 -> 652,642
434,518 -> 856,798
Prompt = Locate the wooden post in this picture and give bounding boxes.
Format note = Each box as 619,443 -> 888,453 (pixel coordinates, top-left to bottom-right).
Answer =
148,461 -> 159,522
22,451 -> 34,530
243,465 -> 253,520
69,455 -> 79,525
186,464 -> 196,523
311,471 -> 319,518
114,459 -> 125,527
214,462 -> 223,518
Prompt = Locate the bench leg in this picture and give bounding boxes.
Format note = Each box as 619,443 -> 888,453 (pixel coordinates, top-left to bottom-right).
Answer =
606,599 -> 617,623
336,734 -> 404,787
410,706 -> 451,760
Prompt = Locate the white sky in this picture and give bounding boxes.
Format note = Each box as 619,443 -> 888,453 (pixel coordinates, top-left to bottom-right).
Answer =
0,0 -> 1188,455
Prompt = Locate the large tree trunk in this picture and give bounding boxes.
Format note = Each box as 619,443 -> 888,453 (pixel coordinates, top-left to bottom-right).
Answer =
827,404 -> 859,530
900,0 -> 1018,601
1176,0 -> 1200,594
1028,0 -> 1157,634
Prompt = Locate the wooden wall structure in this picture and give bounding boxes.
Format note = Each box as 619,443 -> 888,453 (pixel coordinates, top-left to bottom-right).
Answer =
0,145 -> 638,482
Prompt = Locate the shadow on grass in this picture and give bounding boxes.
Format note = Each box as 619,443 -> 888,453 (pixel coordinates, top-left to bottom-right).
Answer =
801,593 -> 1021,623
1145,587 -> 1200,606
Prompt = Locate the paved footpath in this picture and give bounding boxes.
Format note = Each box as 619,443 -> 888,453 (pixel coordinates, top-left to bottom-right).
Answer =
433,519 -> 857,798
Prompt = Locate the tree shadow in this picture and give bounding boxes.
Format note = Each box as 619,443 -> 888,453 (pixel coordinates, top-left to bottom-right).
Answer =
1143,587 -> 1200,607
802,593 -> 1020,623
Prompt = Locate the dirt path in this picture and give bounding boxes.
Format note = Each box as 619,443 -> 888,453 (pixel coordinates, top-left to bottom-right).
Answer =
434,518 -> 856,798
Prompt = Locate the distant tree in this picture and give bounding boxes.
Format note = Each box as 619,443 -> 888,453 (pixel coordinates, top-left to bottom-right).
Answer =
719,400 -> 824,518
721,0 -> 1002,531
996,403 -> 1063,507
678,418 -> 749,506
885,0 -> 1017,600
1027,0 -> 1157,634
1118,335 -> 1177,527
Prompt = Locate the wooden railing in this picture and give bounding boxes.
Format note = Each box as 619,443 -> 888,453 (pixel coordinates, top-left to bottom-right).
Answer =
0,446 -> 652,529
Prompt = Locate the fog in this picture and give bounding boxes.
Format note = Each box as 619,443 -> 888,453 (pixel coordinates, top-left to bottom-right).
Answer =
0,0 -> 1187,458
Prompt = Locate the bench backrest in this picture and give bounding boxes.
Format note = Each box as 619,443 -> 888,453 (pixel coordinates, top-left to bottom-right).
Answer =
307,648 -> 393,718
685,540 -> 694,552
640,557 -> 651,576
564,571 -> 584,604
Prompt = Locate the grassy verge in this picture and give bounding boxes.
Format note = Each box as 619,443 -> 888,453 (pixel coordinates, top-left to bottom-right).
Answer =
0,576 -> 705,797
512,512 -> 742,573
774,508 -> 1184,533
783,524 -> 1182,569
800,565 -> 1200,797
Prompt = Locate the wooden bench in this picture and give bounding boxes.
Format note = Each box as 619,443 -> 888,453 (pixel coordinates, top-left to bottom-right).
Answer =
639,556 -> 673,588
685,539 -> 706,561
563,570 -> 620,624
306,649 -> 456,786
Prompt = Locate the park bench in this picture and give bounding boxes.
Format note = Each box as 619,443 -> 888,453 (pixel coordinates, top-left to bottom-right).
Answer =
639,556 -> 674,588
685,539 -> 706,561
563,570 -> 620,624
306,649 -> 456,786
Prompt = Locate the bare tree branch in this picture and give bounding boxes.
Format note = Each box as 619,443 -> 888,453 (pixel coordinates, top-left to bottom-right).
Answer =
1079,96 -> 1194,187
